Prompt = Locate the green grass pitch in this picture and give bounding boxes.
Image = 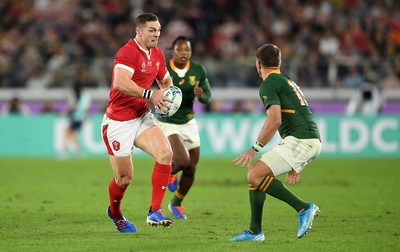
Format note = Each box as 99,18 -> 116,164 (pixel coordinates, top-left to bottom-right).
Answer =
0,157 -> 399,251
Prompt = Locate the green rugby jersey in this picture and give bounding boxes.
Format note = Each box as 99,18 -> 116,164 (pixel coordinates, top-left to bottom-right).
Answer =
259,73 -> 320,140
158,59 -> 211,124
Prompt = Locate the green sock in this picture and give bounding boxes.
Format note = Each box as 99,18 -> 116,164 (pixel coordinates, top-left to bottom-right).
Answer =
171,194 -> 183,206
248,186 -> 266,234
264,177 -> 308,212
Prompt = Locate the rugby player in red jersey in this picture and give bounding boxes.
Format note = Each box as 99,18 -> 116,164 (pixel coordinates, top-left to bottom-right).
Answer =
101,13 -> 174,232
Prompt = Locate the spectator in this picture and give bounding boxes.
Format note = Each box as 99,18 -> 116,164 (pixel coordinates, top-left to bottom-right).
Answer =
0,0 -> 398,90
1,97 -> 29,115
319,29 -> 340,57
343,64 -> 364,88
381,70 -> 400,89
59,83 -> 91,159
25,64 -> 52,89
346,81 -> 384,115
41,101 -> 57,114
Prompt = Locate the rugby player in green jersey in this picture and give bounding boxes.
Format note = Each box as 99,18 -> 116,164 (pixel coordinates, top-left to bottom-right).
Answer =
157,36 -> 212,220
230,44 -> 322,242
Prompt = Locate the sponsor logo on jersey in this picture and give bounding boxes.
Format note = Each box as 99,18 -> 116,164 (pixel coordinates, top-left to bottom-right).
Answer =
178,79 -> 185,85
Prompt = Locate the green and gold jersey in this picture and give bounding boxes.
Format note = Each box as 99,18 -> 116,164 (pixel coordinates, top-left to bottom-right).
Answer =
259,73 -> 320,140
158,59 -> 212,124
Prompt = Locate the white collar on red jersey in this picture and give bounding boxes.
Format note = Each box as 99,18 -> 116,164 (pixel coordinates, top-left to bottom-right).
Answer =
134,39 -> 151,59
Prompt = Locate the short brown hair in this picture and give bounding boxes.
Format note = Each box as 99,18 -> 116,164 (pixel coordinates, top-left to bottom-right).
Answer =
135,13 -> 158,27
256,44 -> 281,68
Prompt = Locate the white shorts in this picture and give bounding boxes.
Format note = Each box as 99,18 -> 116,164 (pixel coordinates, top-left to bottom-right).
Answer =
157,119 -> 200,150
260,136 -> 321,176
101,112 -> 157,156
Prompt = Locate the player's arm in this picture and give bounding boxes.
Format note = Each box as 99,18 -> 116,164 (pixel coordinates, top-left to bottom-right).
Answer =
113,66 -> 147,98
113,66 -> 170,112
257,104 -> 281,146
195,66 -> 211,104
233,104 -> 281,168
157,75 -> 173,89
195,78 -> 212,104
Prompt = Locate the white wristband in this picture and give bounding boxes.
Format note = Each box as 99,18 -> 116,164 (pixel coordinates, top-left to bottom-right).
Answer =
251,140 -> 264,152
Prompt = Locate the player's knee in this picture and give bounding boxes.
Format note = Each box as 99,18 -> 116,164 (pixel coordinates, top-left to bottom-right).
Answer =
156,146 -> 173,164
182,164 -> 196,178
247,173 -> 258,187
247,172 -> 276,188
173,157 -> 190,171
120,182 -> 130,189
116,175 -> 132,189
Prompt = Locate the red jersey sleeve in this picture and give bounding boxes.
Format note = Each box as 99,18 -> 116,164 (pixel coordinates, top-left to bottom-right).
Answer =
115,46 -> 137,73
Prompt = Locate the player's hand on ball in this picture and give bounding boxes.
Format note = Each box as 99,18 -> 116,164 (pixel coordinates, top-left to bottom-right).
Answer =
150,87 -> 173,114
285,170 -> 301,184
194,81 -> 203,99
153,86 -> 182,117
233,148 -> 257,168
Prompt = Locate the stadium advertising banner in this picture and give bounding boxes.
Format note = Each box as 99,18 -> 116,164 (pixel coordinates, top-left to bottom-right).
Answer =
198,114 -> 400,158
0,114 -> 399,158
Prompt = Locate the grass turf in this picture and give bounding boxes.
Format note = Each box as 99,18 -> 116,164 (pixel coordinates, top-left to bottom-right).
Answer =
0,158 -> 399,251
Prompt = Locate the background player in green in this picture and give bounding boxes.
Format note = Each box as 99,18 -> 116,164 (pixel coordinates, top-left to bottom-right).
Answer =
230,44 -> 322,242
157,36 -> 212,219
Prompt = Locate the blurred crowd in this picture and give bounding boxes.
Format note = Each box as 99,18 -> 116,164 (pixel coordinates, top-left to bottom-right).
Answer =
1,0 -> 400,91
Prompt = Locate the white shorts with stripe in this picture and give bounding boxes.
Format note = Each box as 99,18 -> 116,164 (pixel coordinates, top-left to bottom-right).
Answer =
260,136 -> 321,176
101,112 -> 157,157
157,119 -> 200,150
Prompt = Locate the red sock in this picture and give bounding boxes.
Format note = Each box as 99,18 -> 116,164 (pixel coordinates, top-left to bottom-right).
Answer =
151,162 -> 172,212
108,178 -> 127,218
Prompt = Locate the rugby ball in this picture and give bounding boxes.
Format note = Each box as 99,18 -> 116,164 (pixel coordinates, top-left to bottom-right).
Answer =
156,86 -> 183,118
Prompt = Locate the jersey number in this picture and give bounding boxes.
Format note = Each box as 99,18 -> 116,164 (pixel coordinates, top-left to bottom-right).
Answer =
287,80 -> 308,106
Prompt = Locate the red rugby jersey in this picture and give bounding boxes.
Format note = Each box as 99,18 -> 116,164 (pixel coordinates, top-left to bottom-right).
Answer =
105,39 -> 169,121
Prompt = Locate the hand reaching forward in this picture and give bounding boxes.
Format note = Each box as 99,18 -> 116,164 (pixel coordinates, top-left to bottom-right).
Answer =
233,148 -> 257,168
285,170 -> 301,184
